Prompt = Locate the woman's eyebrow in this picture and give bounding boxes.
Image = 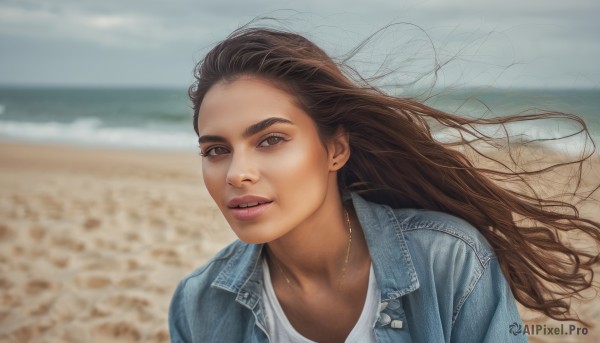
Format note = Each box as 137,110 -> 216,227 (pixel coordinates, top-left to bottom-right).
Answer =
244,117 -> 294,138
198,117 -> 294,143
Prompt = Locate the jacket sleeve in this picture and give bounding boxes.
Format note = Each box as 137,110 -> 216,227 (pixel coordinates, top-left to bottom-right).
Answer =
169,279 -> 193,343
450,257 -> 529,343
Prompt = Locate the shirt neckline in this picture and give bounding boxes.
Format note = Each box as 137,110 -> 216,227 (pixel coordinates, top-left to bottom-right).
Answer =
261,257 -> 378,342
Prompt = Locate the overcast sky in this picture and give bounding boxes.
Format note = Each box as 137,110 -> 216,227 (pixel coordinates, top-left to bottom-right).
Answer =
1,0 -> 598,89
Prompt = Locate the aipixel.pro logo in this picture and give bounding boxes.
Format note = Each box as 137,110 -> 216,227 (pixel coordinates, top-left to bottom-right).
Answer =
509,322 -> 522,335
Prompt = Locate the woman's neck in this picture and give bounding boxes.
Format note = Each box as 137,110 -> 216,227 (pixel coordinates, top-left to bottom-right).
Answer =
265,199 -> 368,291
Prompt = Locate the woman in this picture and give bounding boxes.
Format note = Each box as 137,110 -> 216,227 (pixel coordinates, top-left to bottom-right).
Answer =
169,25 -> 600,342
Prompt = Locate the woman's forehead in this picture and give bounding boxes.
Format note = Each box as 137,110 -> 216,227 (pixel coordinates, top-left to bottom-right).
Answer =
197,77 -> 312,137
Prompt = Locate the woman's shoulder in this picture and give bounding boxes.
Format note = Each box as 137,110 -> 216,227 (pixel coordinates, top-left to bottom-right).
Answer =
391,207 -> 496,265
175,239 -> 250,293
170,240 -> 256,314
352,192 -> 495,264
169,240 -> 262,341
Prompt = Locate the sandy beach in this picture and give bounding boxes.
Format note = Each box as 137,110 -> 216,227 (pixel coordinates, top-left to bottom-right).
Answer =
0,141 -> 598,342
0,141 -> 235,342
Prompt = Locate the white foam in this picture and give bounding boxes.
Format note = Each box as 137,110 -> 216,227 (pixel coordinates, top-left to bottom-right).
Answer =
433,120 -> 599,156
0,118 -> 198,151
1,117 -> 597,156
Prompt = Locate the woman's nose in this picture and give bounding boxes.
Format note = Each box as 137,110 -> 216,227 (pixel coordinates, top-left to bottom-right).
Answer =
226,152 -> 259,187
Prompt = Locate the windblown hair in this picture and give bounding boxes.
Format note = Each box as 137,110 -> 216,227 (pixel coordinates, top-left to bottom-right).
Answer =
189,25 -> 600,324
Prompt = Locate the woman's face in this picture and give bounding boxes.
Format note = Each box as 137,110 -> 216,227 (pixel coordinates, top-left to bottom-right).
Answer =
197,76 -> 339,244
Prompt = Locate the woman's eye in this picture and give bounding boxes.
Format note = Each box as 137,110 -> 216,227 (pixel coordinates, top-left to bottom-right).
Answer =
202,146 -> 229,157
259,135 -> 285,147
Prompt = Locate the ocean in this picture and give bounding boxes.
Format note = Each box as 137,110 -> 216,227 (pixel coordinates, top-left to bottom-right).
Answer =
0,87 -> 598,154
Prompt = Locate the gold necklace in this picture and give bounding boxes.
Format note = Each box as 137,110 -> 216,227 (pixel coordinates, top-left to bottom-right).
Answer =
271,208 -> 353,291
339,208 -> 353,290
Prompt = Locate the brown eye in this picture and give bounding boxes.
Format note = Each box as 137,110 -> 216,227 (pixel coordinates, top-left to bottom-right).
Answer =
259,135 -> 285,147
203,146 -> 229,157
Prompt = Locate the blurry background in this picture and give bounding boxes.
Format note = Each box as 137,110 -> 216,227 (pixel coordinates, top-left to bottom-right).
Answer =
1,0 -> 599,150
1,0 -> 599,88
0,1 -> 598,342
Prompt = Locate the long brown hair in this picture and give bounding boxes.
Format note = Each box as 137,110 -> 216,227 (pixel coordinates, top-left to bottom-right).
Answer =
189,25 -> 600,324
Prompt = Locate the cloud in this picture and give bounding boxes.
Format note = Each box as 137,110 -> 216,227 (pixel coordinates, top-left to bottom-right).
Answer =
0,1 -> 215,48
0,0 -> 598,87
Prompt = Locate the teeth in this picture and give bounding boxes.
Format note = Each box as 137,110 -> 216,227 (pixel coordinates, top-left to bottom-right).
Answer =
238,202 -> 259,208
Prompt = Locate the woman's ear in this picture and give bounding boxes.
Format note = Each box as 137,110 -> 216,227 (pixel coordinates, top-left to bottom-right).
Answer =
327,126 -> 350,171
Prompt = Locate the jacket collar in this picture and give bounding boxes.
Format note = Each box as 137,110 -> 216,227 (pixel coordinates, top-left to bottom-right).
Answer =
349,192 -> 419,300
211,192 -> 420,308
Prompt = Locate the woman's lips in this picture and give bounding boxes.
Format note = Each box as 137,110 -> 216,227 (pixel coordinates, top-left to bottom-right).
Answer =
227,194 -> 273,221
230,201 -> 273,221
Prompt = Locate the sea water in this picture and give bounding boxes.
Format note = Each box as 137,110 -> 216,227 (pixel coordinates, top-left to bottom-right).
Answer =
0,87 -> 195,151
0,86 -> 598,154
422,88 -> 600,156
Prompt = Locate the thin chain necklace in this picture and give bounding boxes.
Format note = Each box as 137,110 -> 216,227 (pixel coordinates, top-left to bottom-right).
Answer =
339,208 -> 353,290
271,208 -> 353,291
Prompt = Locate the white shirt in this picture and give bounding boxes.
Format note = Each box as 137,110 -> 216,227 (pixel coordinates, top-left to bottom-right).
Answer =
261,258 -> 379,343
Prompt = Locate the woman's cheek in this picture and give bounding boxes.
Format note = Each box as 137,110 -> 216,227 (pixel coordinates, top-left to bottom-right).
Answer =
202,162 -> 226,202
272,141 -> 329,189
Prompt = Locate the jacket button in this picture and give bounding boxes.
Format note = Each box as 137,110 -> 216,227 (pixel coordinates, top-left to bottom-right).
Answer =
379,302 -> 388,311
391,320 -> 403,329
379,313 -> 391,325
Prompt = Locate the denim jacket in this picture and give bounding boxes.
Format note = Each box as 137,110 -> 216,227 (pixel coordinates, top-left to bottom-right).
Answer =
169,192 -> 528,342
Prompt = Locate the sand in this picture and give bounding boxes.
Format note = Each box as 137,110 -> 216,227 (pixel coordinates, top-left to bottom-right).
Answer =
0,141 -> 598,342
0,141 -> 234,342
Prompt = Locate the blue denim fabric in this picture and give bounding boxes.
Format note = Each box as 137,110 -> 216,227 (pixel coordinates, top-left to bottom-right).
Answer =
169,192 -> 529,342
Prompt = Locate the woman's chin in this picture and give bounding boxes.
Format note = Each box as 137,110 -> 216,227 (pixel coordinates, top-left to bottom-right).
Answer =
234,232 -> 277,245
228,222 -> 283,245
